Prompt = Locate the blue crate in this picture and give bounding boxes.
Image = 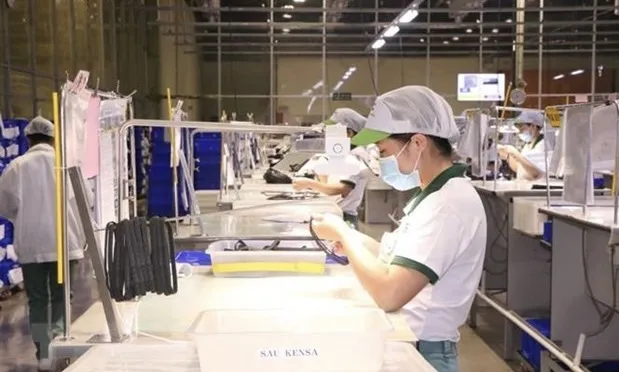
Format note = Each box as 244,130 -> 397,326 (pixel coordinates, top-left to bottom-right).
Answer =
521,318 -> 550,371
193,132 -> 221,140
590,362 -> 619,371
176,251 -> 212,266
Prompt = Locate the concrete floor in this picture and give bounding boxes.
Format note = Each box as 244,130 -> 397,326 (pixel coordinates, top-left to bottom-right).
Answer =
0,222 -> 518,371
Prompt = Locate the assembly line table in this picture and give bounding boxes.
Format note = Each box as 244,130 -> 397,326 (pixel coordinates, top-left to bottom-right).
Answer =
537,205 -> 619,362
53,267 -> 436,371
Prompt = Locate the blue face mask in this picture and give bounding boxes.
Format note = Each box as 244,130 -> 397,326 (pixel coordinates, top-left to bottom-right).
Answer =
518,132 -> 533,143
379,142 -> 421,191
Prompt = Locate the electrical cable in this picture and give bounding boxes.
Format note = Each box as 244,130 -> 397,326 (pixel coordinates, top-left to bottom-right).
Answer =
104,217 -> 178,302
309,217 -> 349,266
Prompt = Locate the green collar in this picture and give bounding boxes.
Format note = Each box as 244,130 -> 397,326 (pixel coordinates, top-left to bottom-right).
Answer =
403,164 -> 467,215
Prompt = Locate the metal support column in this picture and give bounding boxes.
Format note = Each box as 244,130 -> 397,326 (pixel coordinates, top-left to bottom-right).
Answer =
60,92 -> 72,340
515,0 -> 525,86
1,2 -> 11,114
67,166 -> 125,342
27,0 -> 38,116
425,0 -> 431,86
68,0 -> 77,75
537,0 -> 544,109
269,0 -> 275,124
374,0 -> 379,91
479,11 -> 484,73
321,0 -> 327,119
591,0 -> 597,100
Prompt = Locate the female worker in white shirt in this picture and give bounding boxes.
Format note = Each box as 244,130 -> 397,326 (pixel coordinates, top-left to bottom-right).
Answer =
310,86 -> 487,372
292,108 -> 375,229
497,111 -> 550,180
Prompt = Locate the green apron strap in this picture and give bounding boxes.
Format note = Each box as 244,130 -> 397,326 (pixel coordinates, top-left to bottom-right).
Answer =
403,164 -> 467,215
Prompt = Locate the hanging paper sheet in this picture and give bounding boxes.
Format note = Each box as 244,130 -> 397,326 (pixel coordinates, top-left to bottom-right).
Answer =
83,96 -> 101,178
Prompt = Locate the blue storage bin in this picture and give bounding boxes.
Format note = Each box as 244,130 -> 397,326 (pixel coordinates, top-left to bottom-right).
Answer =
176,251 -> 212,266
543,221 -> 553,244
521,318 -> 550,371
590,362 -> 619,371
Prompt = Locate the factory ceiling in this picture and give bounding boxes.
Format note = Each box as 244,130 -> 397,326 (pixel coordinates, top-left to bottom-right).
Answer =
170,0 -> 619,56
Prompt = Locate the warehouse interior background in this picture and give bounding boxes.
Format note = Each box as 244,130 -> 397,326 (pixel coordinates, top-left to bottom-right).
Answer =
1,0 -> 618,127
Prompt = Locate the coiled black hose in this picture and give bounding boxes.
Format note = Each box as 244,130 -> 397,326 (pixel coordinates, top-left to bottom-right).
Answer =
309,217 -> 349,266
104,217 -> 178,302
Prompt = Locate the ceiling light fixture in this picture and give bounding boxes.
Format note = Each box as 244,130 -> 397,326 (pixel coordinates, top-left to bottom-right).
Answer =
293,0 -> 306,2
570,69 -> 584,75
398,9 -> 419,23
283,13 -> 292,19
553,74 -> 565,80
482,37 -> 489,41
492,28 -> 498,33
371,39 -> 386,49
282,28 -> 290,33
384,25 -> 400,37
452,36 -> 459,41
506,18 -> 512,23
366,1 -> 424,51
466,28 -> 472,33
443,40 -> 449,44
420,38 -> 425,42
283,5 -> 294,9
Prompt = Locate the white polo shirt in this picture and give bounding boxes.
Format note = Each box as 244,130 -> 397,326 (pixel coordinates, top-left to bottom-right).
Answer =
379,165 -> 487,342
337,148 -> 374,216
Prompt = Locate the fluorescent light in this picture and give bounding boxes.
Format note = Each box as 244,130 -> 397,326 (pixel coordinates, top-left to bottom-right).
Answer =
397,9 -> 419,23
466,28 -> 472,33
283,5 -> 294,9
332,81 -> 344,92
293,0 -> 305,2
443,40 -> 449,44
349,66 -> 357,73
384,25 -> 400,37
312,80 -> 323,90
506,18 -> 512,23
482,36 -> 489,41
492,28 -> 498,33
282,28 -> 290,33
283,13 -> 292,19
420,38 -> 424,42
452,36 -> 459,41
371,39 -> 386,49
570,69 -> 584,75
553,74 -> 565,80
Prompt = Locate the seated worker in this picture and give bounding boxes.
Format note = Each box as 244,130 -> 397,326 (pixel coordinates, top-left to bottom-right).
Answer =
292,108 -> 374,229
497,111 -> 551,181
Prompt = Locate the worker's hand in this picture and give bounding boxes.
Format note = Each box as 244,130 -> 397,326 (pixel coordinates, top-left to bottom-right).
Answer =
497,144 -> 517,160
292,177 -> 314,191
332,241 -> 346,255
310,213 -> 350,242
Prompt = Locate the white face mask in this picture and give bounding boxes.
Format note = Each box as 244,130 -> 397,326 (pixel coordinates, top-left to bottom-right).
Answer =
378,142 -> 421,191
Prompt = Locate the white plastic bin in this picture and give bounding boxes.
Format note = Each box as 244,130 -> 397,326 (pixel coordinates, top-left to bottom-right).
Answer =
190,307 -> 392,372
208,240 -> 327,278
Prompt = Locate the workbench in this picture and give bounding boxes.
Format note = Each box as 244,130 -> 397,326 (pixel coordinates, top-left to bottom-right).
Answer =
52,268 -> 436,371
537,205 -> 619,361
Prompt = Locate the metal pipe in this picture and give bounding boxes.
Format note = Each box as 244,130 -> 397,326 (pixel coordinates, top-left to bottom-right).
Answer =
374,0 -> 379,92
60,90 -> 72,340
321,0 -> 327,120
150,19 -> 619,28
613,100 -> 619,224
28,0 -> 37,116
269,0 -> 275,124
425,0 -> 430,86
187,40 -> 619,48
116,120 -> 316,222
185,48 -> 619,56
591,0 -> 597,99
171,30 -> 619,39
538,0 -> 544,110
476,290 -> 588,372
1,3 -> 11,114
515,0 -> 525,87
68,0 -> 77,74
137,5 -> 618,13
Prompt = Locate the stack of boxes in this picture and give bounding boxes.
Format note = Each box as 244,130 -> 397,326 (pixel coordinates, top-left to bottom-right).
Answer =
0,118 -> 28,290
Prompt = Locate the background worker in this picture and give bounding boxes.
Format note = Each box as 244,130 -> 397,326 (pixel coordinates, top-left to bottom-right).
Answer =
0,116 -> 85,371
497,111 -> 551,181
292,108 -> 376,228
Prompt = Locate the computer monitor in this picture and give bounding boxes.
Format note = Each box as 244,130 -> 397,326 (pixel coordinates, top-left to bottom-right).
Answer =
457,73 -> 506,102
